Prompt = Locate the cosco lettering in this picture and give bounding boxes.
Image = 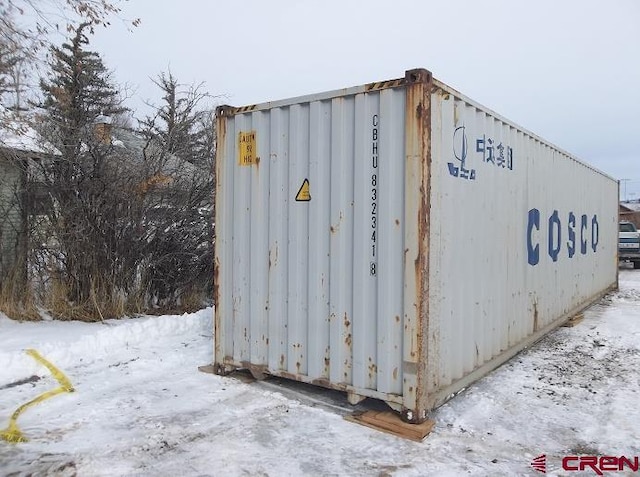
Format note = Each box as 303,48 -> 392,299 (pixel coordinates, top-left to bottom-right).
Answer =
527,208 -> 599,266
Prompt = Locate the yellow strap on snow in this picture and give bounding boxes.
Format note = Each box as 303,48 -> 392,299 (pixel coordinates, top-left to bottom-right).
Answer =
25,349 -> 74,392
0,349 -> 74,443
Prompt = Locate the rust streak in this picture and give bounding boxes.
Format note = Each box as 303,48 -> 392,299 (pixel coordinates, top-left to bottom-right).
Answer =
404,68 -> 433,419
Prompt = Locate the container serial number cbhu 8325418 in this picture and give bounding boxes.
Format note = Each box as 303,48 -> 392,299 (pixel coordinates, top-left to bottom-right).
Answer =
370,114 -> 378,276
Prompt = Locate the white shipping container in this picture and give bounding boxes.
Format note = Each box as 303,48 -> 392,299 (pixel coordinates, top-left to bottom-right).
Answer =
213,69 -> 618,422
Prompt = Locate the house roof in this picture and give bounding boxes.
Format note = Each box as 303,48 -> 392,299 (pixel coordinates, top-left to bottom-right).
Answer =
0,107 -> 61,156
621,201 -> 640,212
1,108 -> 206,181
110,127 -> 204,180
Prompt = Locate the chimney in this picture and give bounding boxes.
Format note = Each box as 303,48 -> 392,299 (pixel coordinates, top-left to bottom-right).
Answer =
94,114 -> 112,144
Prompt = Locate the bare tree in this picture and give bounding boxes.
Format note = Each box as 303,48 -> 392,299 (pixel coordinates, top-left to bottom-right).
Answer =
0,1 -> 139,52
0,38 -> 19,97
137,71 -> 215,311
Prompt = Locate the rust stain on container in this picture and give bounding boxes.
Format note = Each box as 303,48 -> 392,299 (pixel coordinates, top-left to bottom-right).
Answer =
368,363 -> 378,380
212,105 -> 224,363
405,68 -> 433,418
330,211 -> 345,234
213,256 -> 221,359
280,371 -> 299,381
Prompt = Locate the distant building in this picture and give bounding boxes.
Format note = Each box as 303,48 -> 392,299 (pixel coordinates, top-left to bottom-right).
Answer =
620,202 -> 640,228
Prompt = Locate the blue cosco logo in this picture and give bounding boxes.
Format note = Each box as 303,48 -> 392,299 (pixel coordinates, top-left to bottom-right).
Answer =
527,209 -> 599,266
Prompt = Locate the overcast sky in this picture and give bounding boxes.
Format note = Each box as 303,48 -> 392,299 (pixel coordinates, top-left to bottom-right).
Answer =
92,0 -> 640,199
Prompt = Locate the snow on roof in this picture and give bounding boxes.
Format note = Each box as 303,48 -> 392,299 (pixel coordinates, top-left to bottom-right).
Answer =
94,114 -> 113,124
0,107 -> 61,156
621,201 -> 640,212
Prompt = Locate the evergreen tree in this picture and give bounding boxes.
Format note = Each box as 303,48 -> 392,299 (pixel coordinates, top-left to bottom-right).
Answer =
40,22 -> 125,159
37,23 -> 131,315
139,72 -> 212,167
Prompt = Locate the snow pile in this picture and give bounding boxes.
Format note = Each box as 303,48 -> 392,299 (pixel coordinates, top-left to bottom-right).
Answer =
1,272 -> 639,476
0,311 -> 211,384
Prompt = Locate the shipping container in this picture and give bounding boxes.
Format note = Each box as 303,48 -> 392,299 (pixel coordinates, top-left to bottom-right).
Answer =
213,68 -> 618,422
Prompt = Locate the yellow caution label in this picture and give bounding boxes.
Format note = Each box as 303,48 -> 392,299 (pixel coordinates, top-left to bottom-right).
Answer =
295,179 -> 311,202
238,131 -> 257,166
0,349 -> 74,443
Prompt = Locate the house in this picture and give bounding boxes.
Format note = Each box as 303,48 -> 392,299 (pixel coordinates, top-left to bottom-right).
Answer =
1,111 -> 208,303
91,116 -> 203,192
620,201 -> 640,229
0,145 -> 25,285
0,111 -> 59,287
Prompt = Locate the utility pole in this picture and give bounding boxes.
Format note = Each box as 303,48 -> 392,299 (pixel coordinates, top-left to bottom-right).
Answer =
621,179 -> 631,202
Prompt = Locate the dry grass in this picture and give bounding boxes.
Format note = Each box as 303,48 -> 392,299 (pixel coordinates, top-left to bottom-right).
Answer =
2,270 -> 209,322
44,278 -> 129,322
141,289 -> 208,316
0,266 -> 40,321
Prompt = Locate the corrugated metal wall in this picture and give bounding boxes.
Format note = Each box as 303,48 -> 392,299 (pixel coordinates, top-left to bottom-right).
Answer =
215,85 -> 410,398
427,81 -> 618,404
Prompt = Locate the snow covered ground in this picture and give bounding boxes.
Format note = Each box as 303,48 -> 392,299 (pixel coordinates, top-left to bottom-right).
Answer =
1,268 -> 639,476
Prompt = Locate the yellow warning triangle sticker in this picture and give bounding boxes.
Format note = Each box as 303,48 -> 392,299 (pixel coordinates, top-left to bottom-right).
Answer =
295,178 -> 311,201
